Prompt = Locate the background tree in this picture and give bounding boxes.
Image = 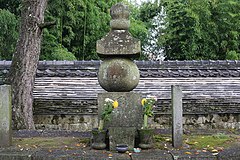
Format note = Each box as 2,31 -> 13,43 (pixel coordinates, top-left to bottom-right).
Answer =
0,0 -> 21,16
211,0 -> 240,59
138,1 -> 165,60
8,0 -> 48,129
159,0 -> 240,60
0,9 -> 19,60
0,0 -> 150,61
0,0 -> 239,61
127,1 -> 149,59
41,0 -> 123,60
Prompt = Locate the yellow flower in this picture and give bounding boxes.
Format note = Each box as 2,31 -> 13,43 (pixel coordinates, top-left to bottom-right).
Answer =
112,100 -> 118,108
141,98 -> 147,106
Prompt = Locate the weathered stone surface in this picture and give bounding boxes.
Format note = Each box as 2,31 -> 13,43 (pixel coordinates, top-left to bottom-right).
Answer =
98,58 -> 140,92
97,30 -> 141,57
98,92 -> 142,151
108,127 -> 136,151
0,151 -> 33,160
34,115 -> 98,131
0,150 -> 34,160
217,148 -> 240,160
96,3 -> 140,57
131,150 -> 172,160
0,85 -> 12,147
171,85 -> 183,148
98,92 -> 142,128
110,3 -> 130,30
171,150 -> 216,160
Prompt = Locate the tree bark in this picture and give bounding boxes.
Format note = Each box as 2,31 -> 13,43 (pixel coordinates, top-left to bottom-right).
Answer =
8,0 -> 48,130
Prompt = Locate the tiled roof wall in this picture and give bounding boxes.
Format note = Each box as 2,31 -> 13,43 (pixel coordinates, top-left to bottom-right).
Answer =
1,60 -> 240,115
1,60 -> 240,77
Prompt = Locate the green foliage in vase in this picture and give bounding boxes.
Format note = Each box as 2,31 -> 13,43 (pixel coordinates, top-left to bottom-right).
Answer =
141,96 -> 157,129
98,98 -> 118,131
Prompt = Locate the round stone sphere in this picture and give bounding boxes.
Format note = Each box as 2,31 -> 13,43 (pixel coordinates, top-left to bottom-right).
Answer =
98,58 -> 140,92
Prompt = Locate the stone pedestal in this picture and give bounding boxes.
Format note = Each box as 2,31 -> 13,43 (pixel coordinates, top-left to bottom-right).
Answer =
0,85 -> 12,147
98,92 -> 142,150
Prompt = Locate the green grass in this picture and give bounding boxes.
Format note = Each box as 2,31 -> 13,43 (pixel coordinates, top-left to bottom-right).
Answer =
154,133 -> 238,150
185,134 -> 234,149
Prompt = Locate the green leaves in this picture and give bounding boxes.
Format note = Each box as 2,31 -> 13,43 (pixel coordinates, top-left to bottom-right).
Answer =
0,9 -> 19,60
41,0 -> 122,60
142,97 -> 157,117
101,98 -> 118,122
160,0 -> 240,60
1,0 -> 239,61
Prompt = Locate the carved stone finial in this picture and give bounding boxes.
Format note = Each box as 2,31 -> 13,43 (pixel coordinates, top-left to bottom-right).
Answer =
96,3 -> 140,57
110,3 -> 130,30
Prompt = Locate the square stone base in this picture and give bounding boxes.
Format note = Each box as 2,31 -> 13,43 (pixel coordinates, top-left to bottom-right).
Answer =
98,92 -> 143,128
98,92 -> 143,151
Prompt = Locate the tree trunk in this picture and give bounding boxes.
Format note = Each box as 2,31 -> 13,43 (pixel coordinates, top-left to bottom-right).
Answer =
8,0 -> 48,130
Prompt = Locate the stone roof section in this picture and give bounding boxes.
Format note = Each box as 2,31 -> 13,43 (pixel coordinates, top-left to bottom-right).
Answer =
0,60 -> 240,77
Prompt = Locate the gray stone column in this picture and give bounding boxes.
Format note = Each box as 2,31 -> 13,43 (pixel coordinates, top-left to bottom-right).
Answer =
0,85 -> 12,147
171,85 -> 183,148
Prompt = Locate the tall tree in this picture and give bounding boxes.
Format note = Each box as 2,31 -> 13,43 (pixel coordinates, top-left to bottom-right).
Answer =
8,0 -> 48,129
211,0 -> 240,59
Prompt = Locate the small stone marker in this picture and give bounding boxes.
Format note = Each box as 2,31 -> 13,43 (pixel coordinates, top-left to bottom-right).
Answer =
0,85 -> 12,147
171,85 -> 183,148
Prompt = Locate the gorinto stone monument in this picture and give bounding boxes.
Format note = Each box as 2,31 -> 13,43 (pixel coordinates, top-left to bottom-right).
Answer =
97,3 -> 143,150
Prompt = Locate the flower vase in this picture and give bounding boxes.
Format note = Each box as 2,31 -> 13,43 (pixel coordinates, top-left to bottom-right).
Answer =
138,128 -> 154,149
91,128 -> 107,150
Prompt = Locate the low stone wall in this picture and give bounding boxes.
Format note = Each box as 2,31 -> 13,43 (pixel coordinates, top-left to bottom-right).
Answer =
34,115 -> 98,131
33,113 -> 240,131
150,114 -> 240,130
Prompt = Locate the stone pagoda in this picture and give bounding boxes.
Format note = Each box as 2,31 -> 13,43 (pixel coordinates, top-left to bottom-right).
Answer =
97,3 -> 143,150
